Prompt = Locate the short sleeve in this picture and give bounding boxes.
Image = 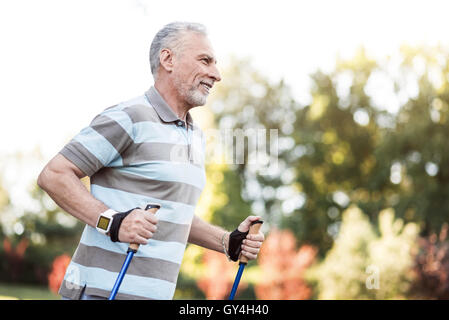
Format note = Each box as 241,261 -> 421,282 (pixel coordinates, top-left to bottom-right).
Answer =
59,108 -> 134,176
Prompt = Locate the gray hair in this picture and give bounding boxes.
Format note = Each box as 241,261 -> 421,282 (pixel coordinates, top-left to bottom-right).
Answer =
149,22 -> 208,80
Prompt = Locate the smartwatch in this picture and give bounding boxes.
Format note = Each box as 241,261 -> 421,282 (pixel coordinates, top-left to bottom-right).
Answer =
96,209 -> 118,235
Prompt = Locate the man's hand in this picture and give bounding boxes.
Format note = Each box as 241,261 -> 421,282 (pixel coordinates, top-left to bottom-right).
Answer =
236,216 -> 265,261
118,208 -> 158,245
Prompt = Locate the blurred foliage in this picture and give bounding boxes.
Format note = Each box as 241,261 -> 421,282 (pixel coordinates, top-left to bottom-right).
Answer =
207,163 -> 253,231
174,244 -> 206,299
197,249 -> 248,299
0,171 -> 83,285
209,56 -> 299,230
376,46 -> 449,234
0,177 -> 9,212
48,254 -> 71,294
306,206 -> 418,299
2,238 -> 28,282
254,229 -> 317,299
176,160 -> 254,298
410,224 -> 449,299
194,162 -> 252,231
292,45 -> 449,252
211,46 -> 449,255
176,243 -> 256,299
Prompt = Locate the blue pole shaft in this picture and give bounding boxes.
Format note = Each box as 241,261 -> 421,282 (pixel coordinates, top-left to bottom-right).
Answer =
229,263 -> 246,300
108,251 -> 135,300
108,204 -> 161,300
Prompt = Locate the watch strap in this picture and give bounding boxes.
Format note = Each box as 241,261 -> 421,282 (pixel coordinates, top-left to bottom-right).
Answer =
109,207 -> 138,242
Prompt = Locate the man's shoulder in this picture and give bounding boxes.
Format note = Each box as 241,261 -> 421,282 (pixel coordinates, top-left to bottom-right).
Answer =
101,94 -> 160,124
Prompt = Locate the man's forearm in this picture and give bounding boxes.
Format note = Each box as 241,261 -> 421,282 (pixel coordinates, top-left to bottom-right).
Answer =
188,215 -> 229,254
38,159 -> 107,227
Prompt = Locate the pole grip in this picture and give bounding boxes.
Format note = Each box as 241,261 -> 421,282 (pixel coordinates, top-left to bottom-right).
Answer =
239,220 -> 263,264
128,203 -> 160,252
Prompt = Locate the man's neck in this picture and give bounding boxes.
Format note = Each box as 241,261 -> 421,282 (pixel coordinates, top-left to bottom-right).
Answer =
154,81 -> 190,122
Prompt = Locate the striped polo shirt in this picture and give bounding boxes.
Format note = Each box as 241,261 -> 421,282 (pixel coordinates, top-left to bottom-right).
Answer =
58,86 -> 206,300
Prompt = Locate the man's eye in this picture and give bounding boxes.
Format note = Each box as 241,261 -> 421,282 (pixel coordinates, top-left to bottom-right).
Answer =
201,58 -> 209,65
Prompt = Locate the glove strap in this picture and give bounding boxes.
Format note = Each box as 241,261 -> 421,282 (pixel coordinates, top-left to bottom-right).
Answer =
109,207 -> 138,242
228,228 -> 249,262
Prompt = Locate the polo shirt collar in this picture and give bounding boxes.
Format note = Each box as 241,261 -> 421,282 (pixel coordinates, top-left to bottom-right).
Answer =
145,86 -> 194,127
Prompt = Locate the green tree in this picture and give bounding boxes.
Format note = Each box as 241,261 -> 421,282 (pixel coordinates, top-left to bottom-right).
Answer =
285,48 -> 386,252
291,45 -> 449,252
209,56 -> 300,231
179,46 -> 449,297
211,47 -> 449,254
306,206 -> 418,299
376,45 -> 449,234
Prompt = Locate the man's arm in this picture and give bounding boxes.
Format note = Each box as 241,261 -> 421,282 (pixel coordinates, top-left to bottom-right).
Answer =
188,214 -> 264,261
37,153 -> 107,227
188,215 -> 228,253
37,153 -> 158,244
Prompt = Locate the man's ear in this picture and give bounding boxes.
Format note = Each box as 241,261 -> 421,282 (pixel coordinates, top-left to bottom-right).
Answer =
159,48 -> 174,73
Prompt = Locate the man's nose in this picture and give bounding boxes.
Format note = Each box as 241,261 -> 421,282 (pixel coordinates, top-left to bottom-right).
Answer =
209,64 -> 221,82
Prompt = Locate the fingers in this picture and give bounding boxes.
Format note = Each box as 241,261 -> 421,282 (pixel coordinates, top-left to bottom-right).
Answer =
242,238 -> 262,252
118,229 -> 150,245
241,244 -> 259,254
138,213 -> 158,233
240,246 -> 259,260
137,226 -> 154,240
131,234 -> 150,246
240,233 -> 264,260
119,208 -> 158,244
131,209 -> 157,232
243,238 -> 262,249
235,216 -> 265,260
142,209 -> 159,225
246,232 -> 265,242
237,215 -> 262,232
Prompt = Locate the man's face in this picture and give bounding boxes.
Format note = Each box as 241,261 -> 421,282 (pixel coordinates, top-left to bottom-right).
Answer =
171,32 -> 221,107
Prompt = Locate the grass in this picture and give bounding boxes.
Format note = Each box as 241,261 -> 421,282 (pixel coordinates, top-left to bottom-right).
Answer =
0,282 -> 60,300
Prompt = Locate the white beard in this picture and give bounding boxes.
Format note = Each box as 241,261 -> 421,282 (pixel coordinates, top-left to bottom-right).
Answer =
173,74 -> 209,107
186,87 -> 208,106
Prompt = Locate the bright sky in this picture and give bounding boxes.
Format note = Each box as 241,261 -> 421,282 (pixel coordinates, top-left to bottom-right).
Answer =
1,0 -> 448,161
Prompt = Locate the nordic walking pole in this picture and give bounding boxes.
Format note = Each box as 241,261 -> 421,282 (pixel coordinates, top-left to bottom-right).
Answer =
108,203 -> 160,300
229,220 -> 263,300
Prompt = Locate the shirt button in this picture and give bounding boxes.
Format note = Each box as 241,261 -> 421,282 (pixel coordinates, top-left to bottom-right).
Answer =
177,121 -> 184,127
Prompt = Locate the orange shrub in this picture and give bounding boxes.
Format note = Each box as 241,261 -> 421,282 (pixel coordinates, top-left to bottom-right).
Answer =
48,254 -> 71,294
3,237 -> 29,281
254,229 -> 317,300
197,250 -> 247,299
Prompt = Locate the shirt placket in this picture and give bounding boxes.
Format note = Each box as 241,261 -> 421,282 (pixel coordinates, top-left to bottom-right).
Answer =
176,120 -> 191,161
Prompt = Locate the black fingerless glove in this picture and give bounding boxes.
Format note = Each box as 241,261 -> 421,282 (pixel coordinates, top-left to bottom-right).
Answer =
109,207 -> 138,242
228,229 -> 249,262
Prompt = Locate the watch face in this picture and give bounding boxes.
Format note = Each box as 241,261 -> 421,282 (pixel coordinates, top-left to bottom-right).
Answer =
97,216 -> 111,231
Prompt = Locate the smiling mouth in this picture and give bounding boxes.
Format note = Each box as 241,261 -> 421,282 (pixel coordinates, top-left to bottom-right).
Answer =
200,81 -> 213,93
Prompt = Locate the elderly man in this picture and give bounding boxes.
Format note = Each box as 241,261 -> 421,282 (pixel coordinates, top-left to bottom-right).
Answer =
37,22 -> 265,300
